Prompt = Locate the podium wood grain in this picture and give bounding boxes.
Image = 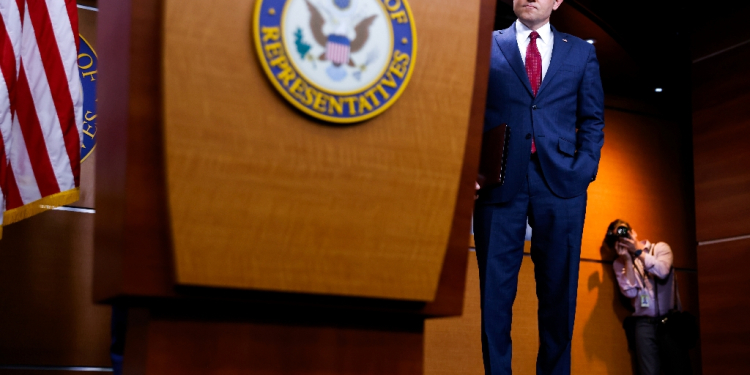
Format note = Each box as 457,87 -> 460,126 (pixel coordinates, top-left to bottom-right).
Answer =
124,307 -> 424,375
162,0 -> 485,300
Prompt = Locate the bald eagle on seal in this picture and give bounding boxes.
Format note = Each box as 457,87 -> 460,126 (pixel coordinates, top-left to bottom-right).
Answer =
305,0 -> 377,67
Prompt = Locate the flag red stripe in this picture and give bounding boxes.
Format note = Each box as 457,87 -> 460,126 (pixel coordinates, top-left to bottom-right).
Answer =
0,13 -> 14,209
64,0 -> 78,52
27,0 -> 79,186
4,167 -> 23,210
0,149 -> 6,193
5,168 -> 22,209
15,0 -> 24,21
0,15 -> 16,115
15,66 -> 61,197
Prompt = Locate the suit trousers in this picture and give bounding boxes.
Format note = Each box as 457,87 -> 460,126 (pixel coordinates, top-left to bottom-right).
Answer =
474,156 -> 587,375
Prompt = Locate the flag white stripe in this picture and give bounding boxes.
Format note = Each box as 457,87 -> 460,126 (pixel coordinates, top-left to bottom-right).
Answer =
3,0 -> 19,160
44,0 -> 77,84
45,0 -> 82,136
0,69 -> 9,222
20,6 -> 74,192
0,0 -> 22,77
0,71 -> 11,150
0,89 -> 13,161
9,116 -> 42,203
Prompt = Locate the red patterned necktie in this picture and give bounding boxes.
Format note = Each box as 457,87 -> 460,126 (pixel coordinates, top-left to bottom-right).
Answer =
526,31 -> 541,154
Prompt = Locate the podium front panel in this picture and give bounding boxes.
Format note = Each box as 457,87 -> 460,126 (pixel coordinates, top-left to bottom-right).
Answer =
162,0 -> 485,301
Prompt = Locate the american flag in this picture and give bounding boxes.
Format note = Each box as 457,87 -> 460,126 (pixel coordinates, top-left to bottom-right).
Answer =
0,0 -> 82,231
326,34 -> 351,66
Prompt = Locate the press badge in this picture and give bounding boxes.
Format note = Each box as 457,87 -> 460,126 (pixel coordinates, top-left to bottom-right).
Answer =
639,290 -> 651,307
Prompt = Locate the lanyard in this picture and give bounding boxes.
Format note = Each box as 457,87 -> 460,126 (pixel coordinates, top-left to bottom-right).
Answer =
631,244 -> 650,283
631,244 -> 660,315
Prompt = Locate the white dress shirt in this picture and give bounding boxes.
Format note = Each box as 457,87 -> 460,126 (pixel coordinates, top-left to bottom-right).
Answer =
515,21 -> 554,81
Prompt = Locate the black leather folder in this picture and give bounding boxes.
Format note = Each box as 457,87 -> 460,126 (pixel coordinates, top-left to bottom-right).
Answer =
478,124 -> 510,188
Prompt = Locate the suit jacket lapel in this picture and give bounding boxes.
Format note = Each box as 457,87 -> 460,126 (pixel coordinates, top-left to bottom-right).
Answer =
536,26 -> 573,97
495,23 -> 533,97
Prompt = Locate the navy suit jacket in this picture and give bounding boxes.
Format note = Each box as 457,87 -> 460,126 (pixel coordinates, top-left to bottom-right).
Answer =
479,23 -> 605,204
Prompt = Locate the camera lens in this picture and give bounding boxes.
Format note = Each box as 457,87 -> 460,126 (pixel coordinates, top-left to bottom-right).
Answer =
616,226 -> 630,238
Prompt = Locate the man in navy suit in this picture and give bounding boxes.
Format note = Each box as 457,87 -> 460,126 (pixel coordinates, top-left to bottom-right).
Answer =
474,0 -> 604,374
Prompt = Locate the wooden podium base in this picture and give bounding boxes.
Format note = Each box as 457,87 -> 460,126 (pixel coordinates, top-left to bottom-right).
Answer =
123,305 -> 424,375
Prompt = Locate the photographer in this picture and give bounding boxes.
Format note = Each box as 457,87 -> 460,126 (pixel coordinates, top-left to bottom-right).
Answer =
607,219 -> 692,375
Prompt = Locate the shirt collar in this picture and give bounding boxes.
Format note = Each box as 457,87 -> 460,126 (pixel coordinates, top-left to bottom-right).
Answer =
515,20 -> 553,45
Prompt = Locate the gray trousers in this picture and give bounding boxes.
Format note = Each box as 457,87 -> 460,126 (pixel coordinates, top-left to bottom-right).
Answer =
634,317 -> 692,375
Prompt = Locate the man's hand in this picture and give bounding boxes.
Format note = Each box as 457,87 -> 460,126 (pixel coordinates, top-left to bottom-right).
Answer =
474,181 -> 480,200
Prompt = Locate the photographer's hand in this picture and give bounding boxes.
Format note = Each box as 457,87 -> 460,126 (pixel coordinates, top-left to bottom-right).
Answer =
615,242 -> 631,259
618,237 -> 645,258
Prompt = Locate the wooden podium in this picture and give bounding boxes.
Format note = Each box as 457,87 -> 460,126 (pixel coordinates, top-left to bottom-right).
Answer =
93,0 -> 495,373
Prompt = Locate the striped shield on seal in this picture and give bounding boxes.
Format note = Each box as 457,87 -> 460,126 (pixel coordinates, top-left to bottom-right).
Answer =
326,34 -> 351,66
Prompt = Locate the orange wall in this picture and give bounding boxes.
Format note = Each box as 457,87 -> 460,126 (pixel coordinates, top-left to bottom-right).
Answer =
584,108 -> 696,269
426,106 -> 700,374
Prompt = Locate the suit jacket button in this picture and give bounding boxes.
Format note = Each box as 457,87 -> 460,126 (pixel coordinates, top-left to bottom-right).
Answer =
532,105 -> 538,110
525,134 -> 532,139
